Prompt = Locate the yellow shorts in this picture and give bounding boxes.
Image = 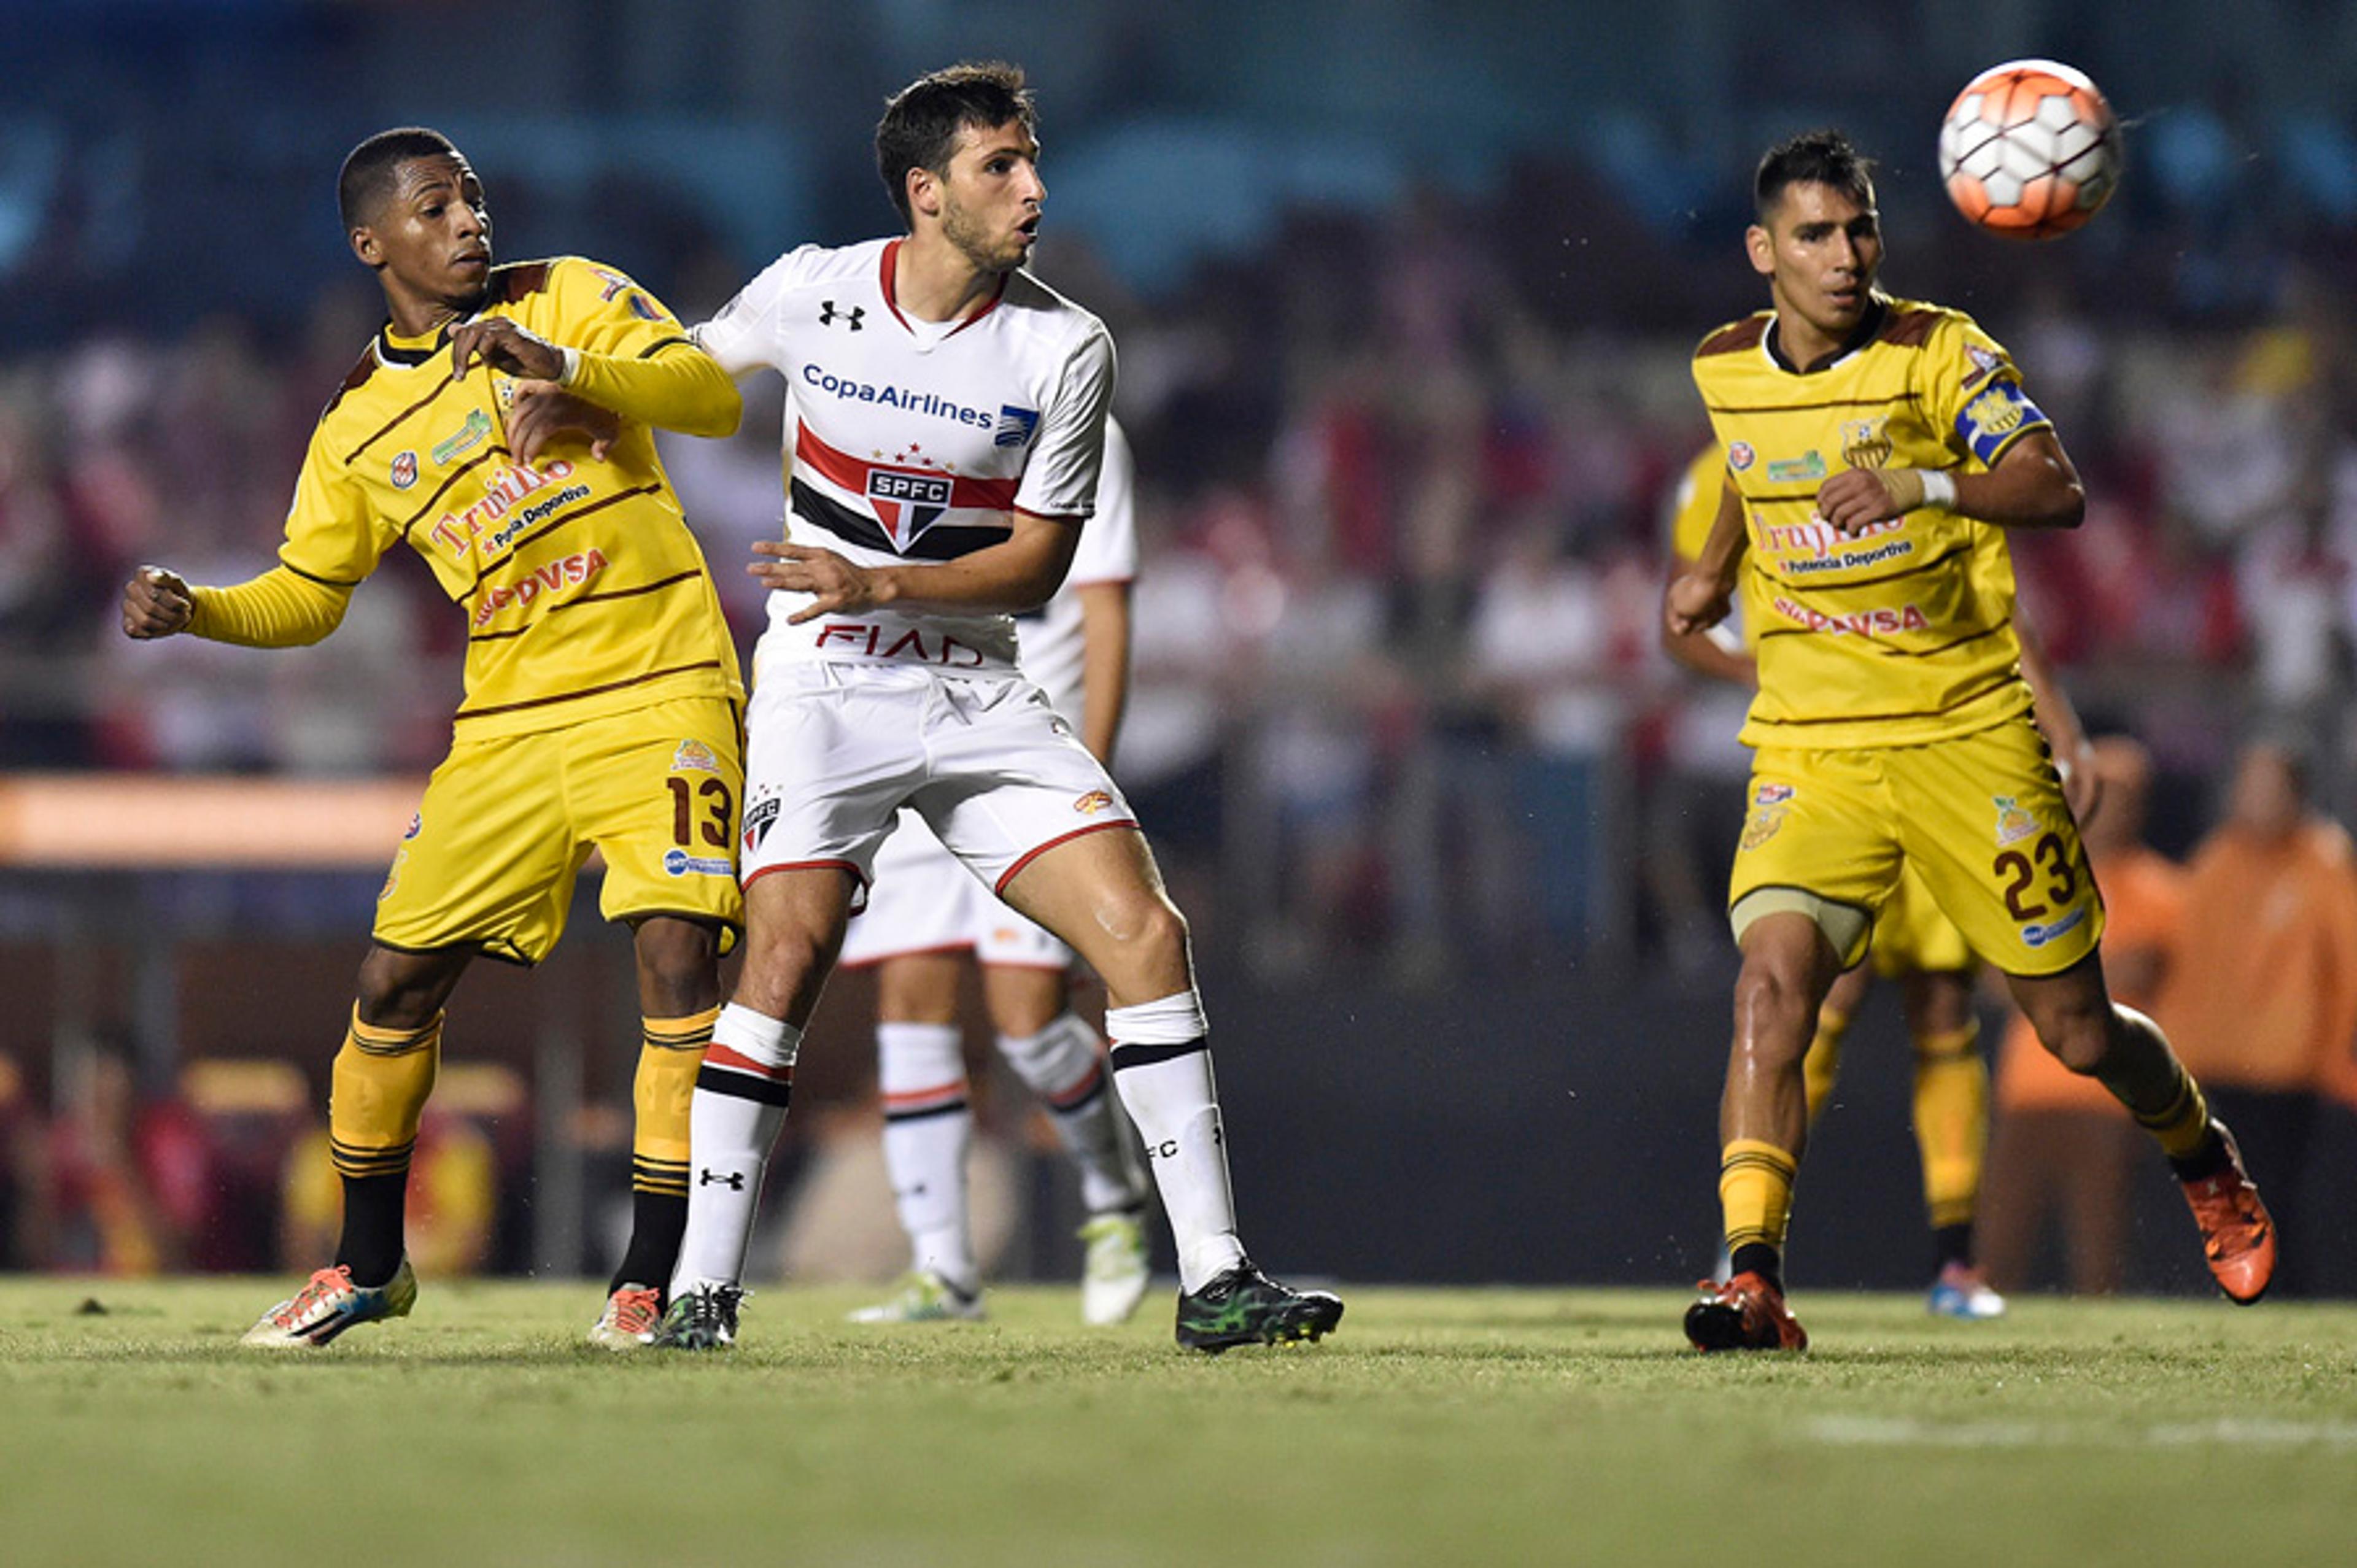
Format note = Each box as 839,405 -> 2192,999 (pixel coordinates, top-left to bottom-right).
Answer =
375,696 -> 744,965
1728,715 -> 2102,977
1868,862 -> 1976,977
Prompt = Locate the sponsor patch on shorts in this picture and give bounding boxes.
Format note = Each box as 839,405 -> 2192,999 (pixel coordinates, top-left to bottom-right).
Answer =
2021,905 -> 2089,948
671,740 -> 721,775
664,849 -> 733,878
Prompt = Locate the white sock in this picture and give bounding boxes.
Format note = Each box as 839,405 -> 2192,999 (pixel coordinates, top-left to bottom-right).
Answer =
1106,991 -> 1244,1292
877,1021 -> 975,1292
999,1011 -> 1147,1216
670,1003 -> 799,1294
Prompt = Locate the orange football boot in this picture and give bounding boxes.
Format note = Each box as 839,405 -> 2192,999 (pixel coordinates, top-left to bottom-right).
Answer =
1684,1270 -> 1809,1351
2180,1120 -> 2276,1304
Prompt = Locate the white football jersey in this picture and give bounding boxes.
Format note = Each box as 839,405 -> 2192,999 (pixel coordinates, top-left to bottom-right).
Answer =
694,238 -> 1115,679
1016,416 -> 1136,718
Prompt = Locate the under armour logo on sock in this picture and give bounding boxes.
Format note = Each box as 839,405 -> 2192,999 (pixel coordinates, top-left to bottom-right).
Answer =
699,1170 -> 748,1189
819,301 -> 864,330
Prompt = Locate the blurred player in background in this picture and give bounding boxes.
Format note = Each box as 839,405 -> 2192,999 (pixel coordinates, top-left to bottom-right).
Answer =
1666,129 -> 2275,1350
840,419 -> 1151,1326
121,128 -> 746,1349
1978,736 -> 2178,1295
656,63 -> 1340,1354
1662,443 -> 2099,1319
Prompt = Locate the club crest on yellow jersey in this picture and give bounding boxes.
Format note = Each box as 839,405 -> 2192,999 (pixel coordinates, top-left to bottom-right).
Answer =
1841,417 -> 1893,469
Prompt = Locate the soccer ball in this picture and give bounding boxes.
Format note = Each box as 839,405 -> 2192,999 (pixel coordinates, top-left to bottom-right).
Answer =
1938,59 -> 2121,239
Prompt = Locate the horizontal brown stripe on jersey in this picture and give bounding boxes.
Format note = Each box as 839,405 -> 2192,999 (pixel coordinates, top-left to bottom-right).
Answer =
1876,616 -> 2013,660
282,559 -> 365,590
1696,318 -> 1768,358
344,365 -> 458,465
466,568 -> 705,643
1751,668 -> 2022,725
460,483 -> 664,599
398,446 -> 511,539
636,335 -> 694,359
1705,392 -> 1921,414
452,660 -> 728,722
1755,609 -> 2010,655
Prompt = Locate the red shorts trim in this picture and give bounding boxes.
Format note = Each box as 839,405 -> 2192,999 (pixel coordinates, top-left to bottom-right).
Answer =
993,819 -> 1140,897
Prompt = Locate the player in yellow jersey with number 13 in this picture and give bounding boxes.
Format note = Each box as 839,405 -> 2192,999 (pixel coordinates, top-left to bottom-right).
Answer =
122,128 -> 747,1351
1666,129 -> 2275,1350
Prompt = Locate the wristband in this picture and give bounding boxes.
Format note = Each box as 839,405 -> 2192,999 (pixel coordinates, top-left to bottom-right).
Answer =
1917,468 -> 1957,511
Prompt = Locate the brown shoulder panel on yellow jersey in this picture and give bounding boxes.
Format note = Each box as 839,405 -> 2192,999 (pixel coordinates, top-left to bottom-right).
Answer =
487,261 -> 555,306
1697,317 -> 1769,358
1877,307 -> 1941,349
319,346 -> 379,420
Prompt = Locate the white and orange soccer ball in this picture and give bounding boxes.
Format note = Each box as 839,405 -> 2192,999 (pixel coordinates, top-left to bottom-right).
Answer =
1938,59 -> 2121,239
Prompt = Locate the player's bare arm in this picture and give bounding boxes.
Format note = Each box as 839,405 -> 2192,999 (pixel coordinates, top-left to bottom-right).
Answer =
1074,579 -> 1131,763
1817,428 -> 2084,536
1664,479 -> 1749,638
121,567 -> 195,640
1660,557 -> 1757,687
2015,609 -> 2102,822
751,508 -> 1082,625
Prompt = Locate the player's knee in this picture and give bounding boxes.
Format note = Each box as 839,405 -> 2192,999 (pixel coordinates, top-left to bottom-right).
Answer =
734,921 -> 837,1016
1113,895 -> 1189,961
355,946 -> 463,1030
630,916 -> 722,1013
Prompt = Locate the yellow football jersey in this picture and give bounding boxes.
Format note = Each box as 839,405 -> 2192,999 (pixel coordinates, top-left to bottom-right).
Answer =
270,257 -> 743,739
1692,295 -> 2049,751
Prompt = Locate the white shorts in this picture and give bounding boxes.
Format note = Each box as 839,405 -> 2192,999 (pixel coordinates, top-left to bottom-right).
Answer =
740,662 -> 1137,916
836,811 -> 1077,970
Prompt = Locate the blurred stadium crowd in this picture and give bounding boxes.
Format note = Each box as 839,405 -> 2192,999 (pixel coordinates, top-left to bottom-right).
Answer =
6,170 -> 2356,976
8,0 -> 2357,1289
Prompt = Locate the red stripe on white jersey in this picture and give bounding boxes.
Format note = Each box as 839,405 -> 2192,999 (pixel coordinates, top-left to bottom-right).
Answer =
794,420 -> 1021,511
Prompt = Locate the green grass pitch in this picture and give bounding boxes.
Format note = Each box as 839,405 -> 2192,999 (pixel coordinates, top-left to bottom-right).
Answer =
2,1279 -> 2353,1567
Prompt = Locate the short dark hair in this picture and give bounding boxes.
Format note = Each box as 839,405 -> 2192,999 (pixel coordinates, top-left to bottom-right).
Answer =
338,126 -> 460,232
1754,129 -> 1876,220
875,61 -> 1037,225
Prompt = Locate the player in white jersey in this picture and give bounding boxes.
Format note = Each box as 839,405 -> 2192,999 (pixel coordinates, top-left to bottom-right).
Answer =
839,418 -> 1152,1327
654,63 -> 1341,1353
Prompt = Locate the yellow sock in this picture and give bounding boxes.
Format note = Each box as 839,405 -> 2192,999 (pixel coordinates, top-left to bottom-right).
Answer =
1720,1138 -> 1799,1256
1911,1025 -> 1988,1230
330,1008 -> 441,1181
1802,1010 -> 1851,1126
2132,1062 -> 2214,1161
633,1005 -> 719,1198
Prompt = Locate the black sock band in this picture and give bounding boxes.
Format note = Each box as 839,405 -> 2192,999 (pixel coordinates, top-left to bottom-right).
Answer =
1729,1242 -> 1782,1294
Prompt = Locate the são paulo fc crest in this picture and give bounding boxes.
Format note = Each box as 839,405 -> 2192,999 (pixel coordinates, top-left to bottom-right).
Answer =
742,794 -> 780,852
866,469 -> 956,549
